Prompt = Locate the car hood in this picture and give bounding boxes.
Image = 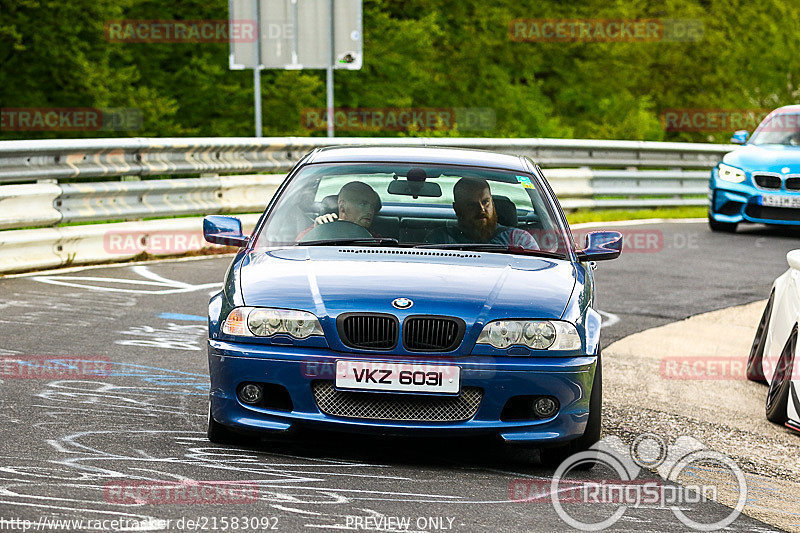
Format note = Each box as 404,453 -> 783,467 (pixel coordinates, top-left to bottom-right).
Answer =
238,247 -> 576,322
723,144 -> 800,173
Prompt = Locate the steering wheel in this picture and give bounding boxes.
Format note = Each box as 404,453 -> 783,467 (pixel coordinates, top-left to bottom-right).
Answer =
299,220 -> 372,242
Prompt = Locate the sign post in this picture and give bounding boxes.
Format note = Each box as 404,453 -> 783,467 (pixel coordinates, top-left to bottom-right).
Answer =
230,0 -> 363,138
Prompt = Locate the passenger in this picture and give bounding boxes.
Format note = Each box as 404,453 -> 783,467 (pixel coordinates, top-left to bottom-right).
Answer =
297,181 -> 382,240
426,177 -> 537,248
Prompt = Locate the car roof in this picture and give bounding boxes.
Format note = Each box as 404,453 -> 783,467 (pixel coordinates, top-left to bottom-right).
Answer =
771,105 -> 800,114
306,146 -> 529,172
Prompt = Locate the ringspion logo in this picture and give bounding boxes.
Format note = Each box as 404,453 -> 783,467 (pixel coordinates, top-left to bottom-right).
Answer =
511,434 -> 746,531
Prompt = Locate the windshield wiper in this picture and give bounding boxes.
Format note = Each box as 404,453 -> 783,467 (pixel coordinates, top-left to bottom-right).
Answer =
414,243 -> 567,259
300,238 -> 400,247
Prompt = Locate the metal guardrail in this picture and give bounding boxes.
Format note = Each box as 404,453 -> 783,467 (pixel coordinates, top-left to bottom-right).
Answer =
0,137 -> 732,183
0,136 -> 733,274
0,175 -> 283,230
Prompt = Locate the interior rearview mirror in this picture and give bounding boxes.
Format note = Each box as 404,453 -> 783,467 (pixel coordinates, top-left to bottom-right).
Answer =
387,180 -> 442,198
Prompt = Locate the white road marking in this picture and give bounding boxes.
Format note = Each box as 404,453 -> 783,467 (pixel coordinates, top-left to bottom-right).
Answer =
31,266 -> 220,295
598,310 -> 620,328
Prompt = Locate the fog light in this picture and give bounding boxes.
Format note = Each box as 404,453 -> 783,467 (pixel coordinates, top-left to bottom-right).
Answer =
533,396 -> 559,418
238,383 -> 263,405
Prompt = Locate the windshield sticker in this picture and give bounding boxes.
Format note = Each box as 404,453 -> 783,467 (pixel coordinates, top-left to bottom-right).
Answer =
516,175 -> 535,189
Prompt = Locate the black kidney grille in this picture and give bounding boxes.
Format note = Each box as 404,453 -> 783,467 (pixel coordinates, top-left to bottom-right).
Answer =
403,317 -> 464,352
754,174 -> 782,189
785,177 -> 800,190
340,314 -> 398,350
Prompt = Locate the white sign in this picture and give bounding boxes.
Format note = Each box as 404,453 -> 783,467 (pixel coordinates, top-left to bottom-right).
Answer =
230,0 -> 362,70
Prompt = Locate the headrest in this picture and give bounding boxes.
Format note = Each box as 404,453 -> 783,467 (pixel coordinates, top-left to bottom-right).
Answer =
492,195 -> 517,227
319,194 -> 339,214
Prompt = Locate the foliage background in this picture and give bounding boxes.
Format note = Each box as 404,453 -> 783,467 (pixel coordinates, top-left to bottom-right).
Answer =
1,0 -> 799,141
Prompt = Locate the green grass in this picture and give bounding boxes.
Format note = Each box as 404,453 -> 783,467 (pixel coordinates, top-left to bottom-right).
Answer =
566,206 -> 707,224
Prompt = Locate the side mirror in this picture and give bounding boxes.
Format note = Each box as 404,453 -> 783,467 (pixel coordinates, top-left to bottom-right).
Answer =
788,250 -> 800,271
576,231 -> 623,261
203,215 -> 248,247
731,130 -> 749,144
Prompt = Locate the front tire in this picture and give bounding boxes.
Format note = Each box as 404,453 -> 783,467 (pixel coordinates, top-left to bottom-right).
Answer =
747,293 -> 773,383
708,215 -> 738,233
540,351 -> 602,469
766,331 -> 795,424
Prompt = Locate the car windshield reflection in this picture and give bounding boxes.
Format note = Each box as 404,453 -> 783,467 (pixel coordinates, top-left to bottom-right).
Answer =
253,163 -> 570,257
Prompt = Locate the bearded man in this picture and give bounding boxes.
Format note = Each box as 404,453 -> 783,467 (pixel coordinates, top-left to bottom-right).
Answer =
426,177 -> 538,248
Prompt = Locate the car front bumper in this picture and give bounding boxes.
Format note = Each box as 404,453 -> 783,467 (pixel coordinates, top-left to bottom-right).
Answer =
208,339 -> 597,445
710,174 -> 800,226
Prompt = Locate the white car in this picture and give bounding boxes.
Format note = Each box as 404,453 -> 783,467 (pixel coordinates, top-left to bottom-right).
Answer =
747,250 -> 800,432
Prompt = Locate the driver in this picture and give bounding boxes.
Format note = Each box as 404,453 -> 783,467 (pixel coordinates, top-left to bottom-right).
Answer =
296,181 -> 382,240
314,181 -> 382,228
426,177 -> 538,248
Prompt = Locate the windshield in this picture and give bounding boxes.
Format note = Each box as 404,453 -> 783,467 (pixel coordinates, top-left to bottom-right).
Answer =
750,113 -> 800,146
252,162 -> 571,257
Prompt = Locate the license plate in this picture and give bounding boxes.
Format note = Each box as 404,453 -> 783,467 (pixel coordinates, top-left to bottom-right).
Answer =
335,360 -> 460,393
762,194 -> 800,208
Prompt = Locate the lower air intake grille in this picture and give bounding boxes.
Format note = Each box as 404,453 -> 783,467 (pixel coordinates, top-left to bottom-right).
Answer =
403,316 -> 465,352
338,313 -> 399,350
312,381 -> 482,422
745,204 -> 800,222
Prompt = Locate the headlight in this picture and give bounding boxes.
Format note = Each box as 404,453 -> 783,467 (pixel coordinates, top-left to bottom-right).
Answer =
477,320 -> 581,351
222,307 -> 323,339
717,163 -> 746,183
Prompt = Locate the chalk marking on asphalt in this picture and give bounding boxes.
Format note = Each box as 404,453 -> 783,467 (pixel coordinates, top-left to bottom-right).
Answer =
1,253 -> 229,279
158,312 -> 206,321
598,310 -> 620,328
31,266 -> 220,295
271,504 -> 322,515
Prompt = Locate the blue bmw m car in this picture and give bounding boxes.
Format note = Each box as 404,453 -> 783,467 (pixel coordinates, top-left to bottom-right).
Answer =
709,105 -> 800,232
203,146 -> 622,464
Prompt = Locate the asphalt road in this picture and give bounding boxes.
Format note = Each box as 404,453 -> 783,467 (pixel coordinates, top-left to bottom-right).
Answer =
0,221 -> 797,533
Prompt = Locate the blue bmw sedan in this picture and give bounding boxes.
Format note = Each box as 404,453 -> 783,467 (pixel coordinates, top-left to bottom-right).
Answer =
709,105 -> 800,232
203,146 -> 622,464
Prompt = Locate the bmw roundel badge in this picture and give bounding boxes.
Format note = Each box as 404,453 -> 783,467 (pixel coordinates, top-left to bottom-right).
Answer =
392,297 -> 413,309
